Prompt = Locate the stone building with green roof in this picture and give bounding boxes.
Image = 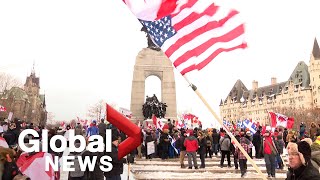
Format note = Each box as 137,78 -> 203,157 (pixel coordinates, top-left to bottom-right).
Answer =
220,38 -> 320,125
0,69 -> 47,126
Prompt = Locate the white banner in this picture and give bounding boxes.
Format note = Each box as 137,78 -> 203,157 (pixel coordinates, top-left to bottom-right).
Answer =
8,112 -> 13,120
119,107 -> 132,118
147,141 -> 155,155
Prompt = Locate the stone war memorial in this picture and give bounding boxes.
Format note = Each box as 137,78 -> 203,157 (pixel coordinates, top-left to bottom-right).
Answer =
130,29 -> 177,124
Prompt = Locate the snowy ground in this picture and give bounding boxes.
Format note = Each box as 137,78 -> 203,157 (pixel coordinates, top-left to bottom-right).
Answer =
59,148 -> 288,180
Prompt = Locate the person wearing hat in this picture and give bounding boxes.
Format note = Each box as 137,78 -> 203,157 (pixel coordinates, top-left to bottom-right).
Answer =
286,141 -> 320,179
87,120 -> 99,137
262,130 -> 277,178
104,134 -> 126,180
184,129 -> 199,169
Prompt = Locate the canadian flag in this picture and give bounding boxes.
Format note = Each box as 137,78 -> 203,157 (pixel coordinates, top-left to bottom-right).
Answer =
156,118 -> 165,130
0,105 -> 6,112
175,120 -> 184,129
145,122 -> 152,129
268,111 -> 294,129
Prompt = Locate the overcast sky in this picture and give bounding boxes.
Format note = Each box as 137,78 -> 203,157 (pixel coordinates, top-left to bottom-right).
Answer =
1,0 -> 320,128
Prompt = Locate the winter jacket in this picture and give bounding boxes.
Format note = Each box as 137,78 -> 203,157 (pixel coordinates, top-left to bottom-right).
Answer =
175,136 -> 186,151
263,136 -> 276,155
219,135 -> 230,151
206,135 -> 213,147
311,151 -> 320,173
184,136 -> 198,152
98,123 -> 108,135
274,139 -> 284,154
252,131 -> 262,147
87,125 -> 99,136
286,162 -> 320,180
212,132 -> 220,144
198,137 -> 207,154
69,151 -> 104,180
75,125 -> 83,136
310,125 -> 318,140
3,129 -> 18,146
104,144 -> 126,177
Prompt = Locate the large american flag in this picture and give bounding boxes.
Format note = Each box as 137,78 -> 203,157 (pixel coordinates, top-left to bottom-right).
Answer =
124,0 -> 246,75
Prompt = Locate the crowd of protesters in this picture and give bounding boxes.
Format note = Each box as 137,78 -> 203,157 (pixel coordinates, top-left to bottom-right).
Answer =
1,116 -> 320,179
137,120 -> 320,179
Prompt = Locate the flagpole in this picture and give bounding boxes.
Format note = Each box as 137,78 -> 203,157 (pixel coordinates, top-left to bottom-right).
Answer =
183,76 -> 267,180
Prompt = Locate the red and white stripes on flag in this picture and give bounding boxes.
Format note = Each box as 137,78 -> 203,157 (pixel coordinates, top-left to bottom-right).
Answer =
164,0 -> 246,75
268,111 -> 294,129
124,0 -> 246,75
0,105 -> 6,112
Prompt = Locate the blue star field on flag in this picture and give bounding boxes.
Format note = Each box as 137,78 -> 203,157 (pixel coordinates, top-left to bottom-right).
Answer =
139,16 -> 177,47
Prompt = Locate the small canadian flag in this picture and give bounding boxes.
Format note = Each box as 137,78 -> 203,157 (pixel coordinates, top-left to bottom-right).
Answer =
0,105 -> 6,112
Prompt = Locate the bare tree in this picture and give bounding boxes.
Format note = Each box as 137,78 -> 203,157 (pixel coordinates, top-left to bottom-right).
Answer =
0,72 -> 23,92
87,100 -> 106,121
46,112 -> 55,124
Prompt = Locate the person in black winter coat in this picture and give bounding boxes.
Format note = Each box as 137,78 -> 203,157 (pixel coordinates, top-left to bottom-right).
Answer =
212,129 -> 220,156
159,129 -> 170,160
104,135 -> 126,180
145,129 -> 154,159
175,129 -> 187,168
3,123 -> 19,147
197,131 -> 206,168
252,130 -> 262,158
286,141 -> 320,180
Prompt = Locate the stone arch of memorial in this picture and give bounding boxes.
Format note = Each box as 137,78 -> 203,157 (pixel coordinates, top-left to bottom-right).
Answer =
130,48 -> 177,123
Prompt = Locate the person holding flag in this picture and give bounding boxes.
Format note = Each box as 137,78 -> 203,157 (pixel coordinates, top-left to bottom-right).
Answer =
175,129 -> 187,168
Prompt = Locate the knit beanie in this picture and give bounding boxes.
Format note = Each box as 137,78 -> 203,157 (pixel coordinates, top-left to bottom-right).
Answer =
287,141 -> 311,166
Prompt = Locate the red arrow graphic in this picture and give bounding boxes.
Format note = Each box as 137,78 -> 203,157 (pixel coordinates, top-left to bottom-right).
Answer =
106,104 -> 141,159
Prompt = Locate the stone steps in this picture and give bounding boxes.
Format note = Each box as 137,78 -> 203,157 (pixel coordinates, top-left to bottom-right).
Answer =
130,157 -> 288,180
130,155 -> 288,180
134,161 -> 288,168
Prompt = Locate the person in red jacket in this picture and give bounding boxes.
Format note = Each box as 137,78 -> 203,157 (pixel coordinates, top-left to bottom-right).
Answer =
263,130 -> 277,178
184,129 -> 199,169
